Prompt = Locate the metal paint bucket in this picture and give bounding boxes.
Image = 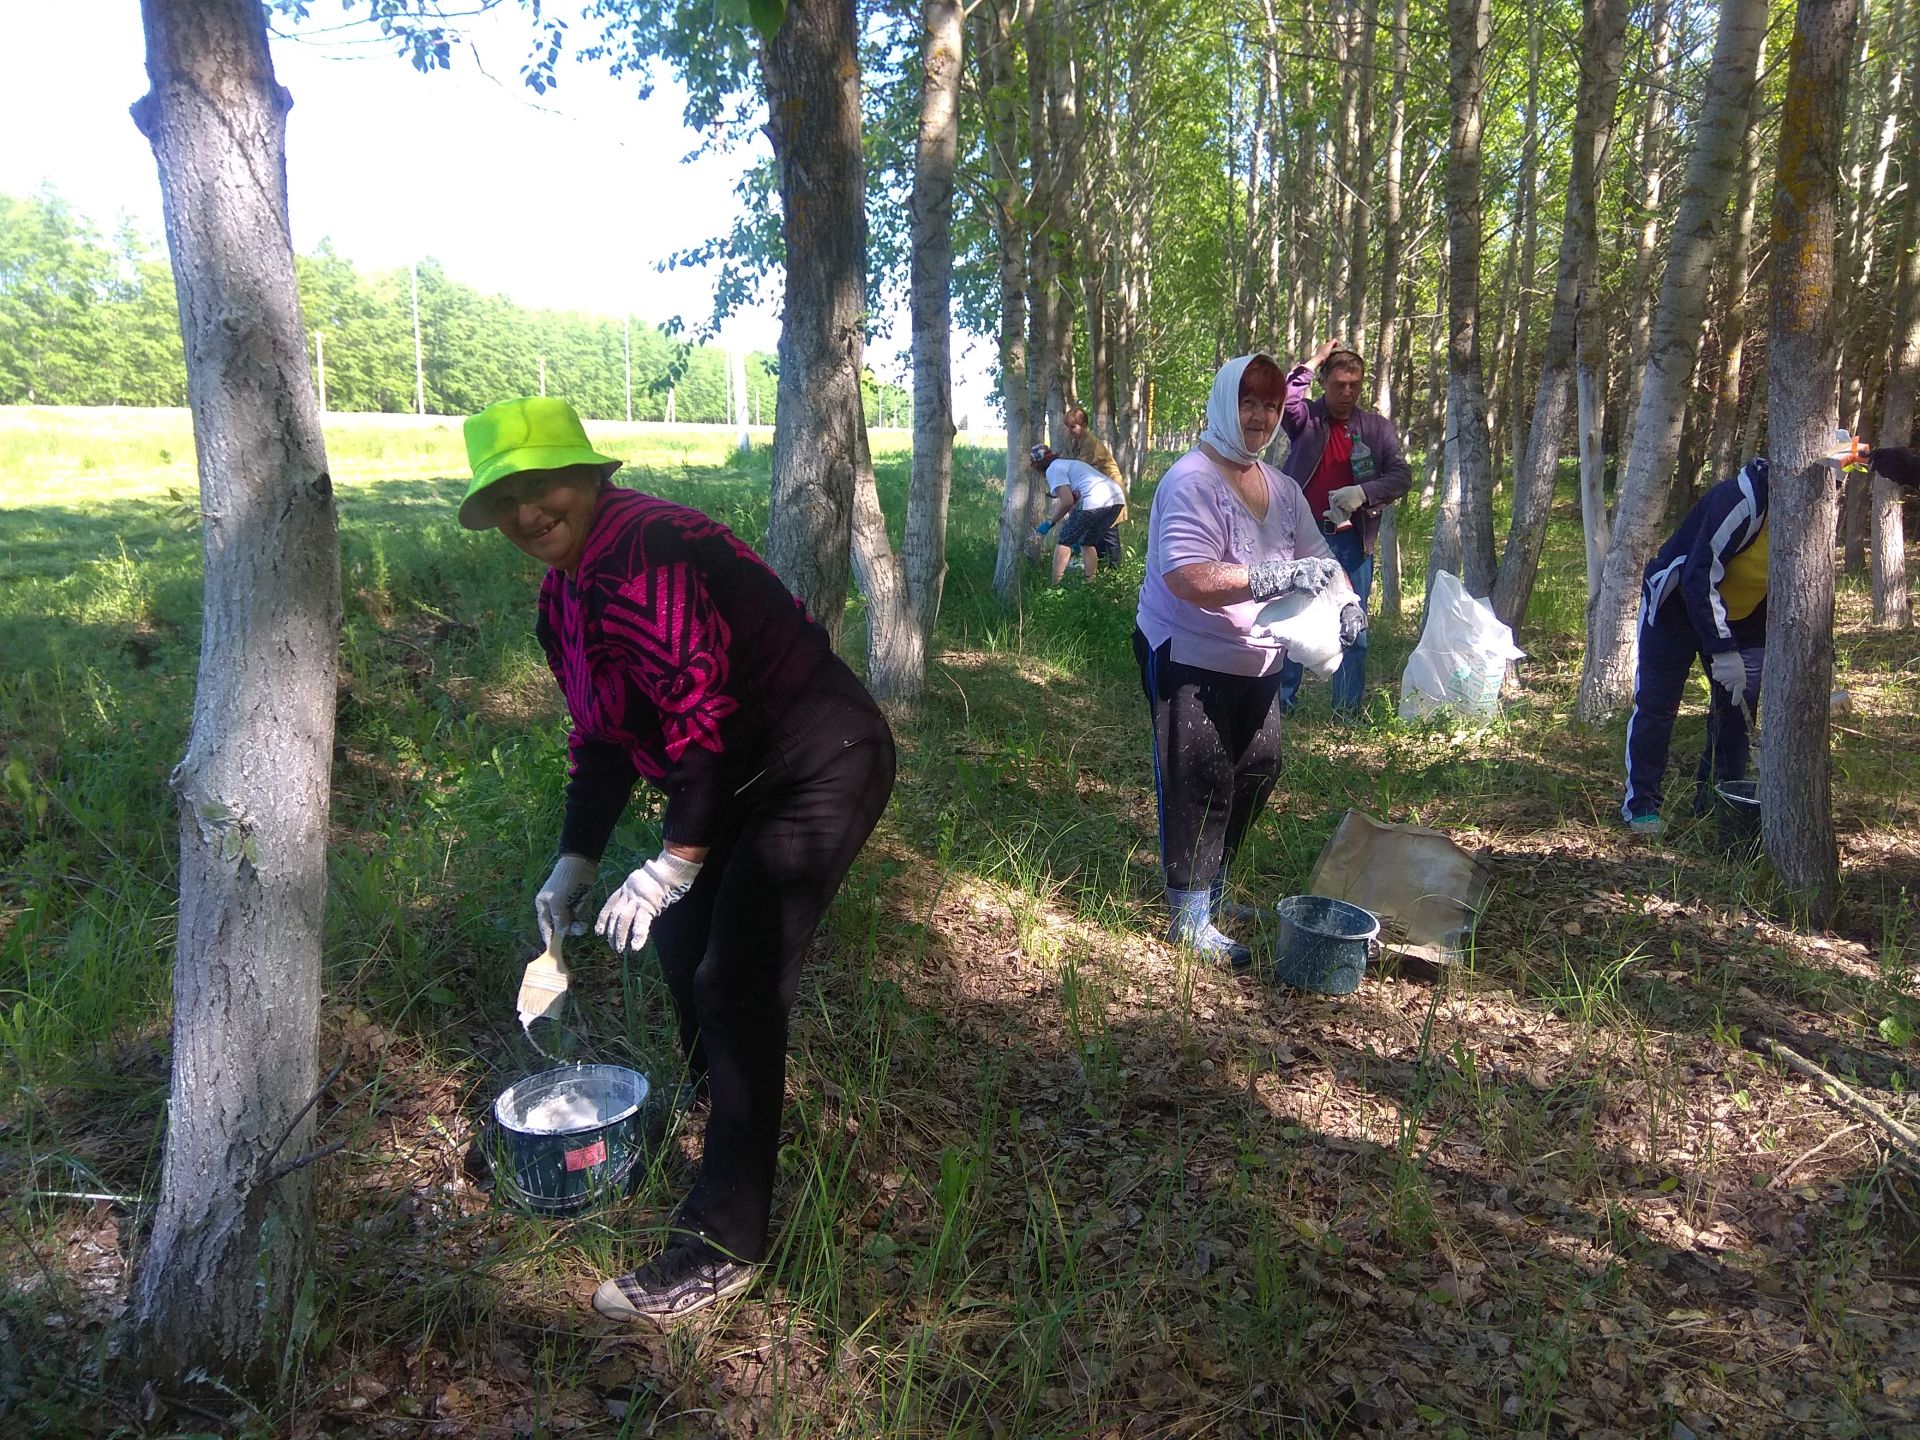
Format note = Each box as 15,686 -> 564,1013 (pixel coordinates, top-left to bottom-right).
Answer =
490,1063 -> 649,1215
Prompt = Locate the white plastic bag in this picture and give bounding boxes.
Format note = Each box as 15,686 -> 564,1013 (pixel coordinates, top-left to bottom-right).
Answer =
1398,570 -> 1525,721
1252,570 -> 1357,678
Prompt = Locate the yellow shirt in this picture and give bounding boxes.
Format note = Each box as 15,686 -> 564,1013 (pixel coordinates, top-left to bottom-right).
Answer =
1718,517 -> 1768,622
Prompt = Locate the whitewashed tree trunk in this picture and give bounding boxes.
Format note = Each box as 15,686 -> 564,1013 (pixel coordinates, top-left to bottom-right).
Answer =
1578,359 -> 1610,603
1762,0 -> 1858,923
1574,0 -> 1769,723
1492,0 -> 1628,631
1438,0 -> 1496,596
902,0 -> 961,668
1872,10 -> 1920,629
126,0 -> 340,1387
762,0 -> 867,643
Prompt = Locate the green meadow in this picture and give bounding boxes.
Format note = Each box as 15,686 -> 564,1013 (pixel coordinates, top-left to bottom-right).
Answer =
3,407 -> 1918,1437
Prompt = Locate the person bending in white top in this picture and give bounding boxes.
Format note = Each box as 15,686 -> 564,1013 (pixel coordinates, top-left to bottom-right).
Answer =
1031,447 -> 1127,582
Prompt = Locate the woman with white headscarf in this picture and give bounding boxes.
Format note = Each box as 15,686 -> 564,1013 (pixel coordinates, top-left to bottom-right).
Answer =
1133,354 -> 1366,969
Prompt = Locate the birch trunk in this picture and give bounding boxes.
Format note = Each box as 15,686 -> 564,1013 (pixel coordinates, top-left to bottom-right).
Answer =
1619,0 -> 1675,443
1372,0 -> 1410,622
868,0 -> 963,701
982,0 -> 1035,600
1438,0 -> 1496,595
1574,0 -> 1769,723
1492,0 -> 1628,631
1707,66 -> 1769,483
1502,8 -> 1543,477
762,0 -> 867,643
125,0 -> 340,1386
1346,2 -> 1377,348
1762,0 -> 1859,923
1871,9 -> 1920,628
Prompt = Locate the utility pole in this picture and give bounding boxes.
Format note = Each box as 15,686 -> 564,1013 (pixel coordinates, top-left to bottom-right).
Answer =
314,330 -> 326,413
624,315 -> 632,422
410,261 -> 425,416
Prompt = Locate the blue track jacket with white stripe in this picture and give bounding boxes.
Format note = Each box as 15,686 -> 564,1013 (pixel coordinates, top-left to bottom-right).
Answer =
1639,458 -> 1769,656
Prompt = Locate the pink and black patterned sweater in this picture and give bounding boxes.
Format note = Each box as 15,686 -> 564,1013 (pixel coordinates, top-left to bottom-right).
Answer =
535,486 -> 833,857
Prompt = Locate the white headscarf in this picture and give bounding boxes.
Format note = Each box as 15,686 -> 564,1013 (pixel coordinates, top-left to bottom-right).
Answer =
1200,353 -> 1279,465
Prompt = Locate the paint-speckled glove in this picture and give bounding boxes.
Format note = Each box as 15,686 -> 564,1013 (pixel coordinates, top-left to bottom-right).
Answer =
535,854 -> 596,945
1339,602 -> 1367,648
1247,556 -> 1341,602
1708,649 -> 1745,694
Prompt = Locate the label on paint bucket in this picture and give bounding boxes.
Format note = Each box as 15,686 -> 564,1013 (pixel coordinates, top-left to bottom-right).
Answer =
564,1138 -> 607,1172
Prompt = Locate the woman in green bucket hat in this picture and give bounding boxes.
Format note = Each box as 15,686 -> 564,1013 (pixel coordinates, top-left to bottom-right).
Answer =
460,396 -> 896,1321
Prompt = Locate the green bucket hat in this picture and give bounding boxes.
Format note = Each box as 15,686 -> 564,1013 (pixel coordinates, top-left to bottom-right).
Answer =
458,396 -> 622,530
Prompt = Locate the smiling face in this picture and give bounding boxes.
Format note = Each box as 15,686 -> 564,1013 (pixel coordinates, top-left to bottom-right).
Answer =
485,464 -> 604,574
1238,360 -> 1285,453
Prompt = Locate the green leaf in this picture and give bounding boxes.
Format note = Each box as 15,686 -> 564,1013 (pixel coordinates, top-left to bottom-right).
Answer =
1879,1014 -> 1915,1048
747,0 -> 786,41
424,985 -> 458,1007
1656,1175 -> 1680,1193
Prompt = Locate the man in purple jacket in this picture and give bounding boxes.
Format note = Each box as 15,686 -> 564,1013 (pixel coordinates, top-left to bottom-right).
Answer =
1275,340 -> 1413,716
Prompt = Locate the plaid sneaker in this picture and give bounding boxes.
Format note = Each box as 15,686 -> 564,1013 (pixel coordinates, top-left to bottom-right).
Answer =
592,1242 -> 757,1322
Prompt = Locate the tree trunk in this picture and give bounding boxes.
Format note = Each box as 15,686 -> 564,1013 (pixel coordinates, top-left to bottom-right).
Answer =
1492,0 -> 1628,631
1437,0 -> 1496,595
1619,0 -> 1675,444
1346,1 -> 1377,349
1575,0 -> 1769,723
1763,0 -> 1858,923
1707,65 -> 1769,483
1372,0 -> 1410,623
1871,9 -> 1920,629
855,0 -> 962,703
762,0 -> 866,643
1503,6 -> 1543,477
981,0 -> 1036,600
125,0 -> 340,1388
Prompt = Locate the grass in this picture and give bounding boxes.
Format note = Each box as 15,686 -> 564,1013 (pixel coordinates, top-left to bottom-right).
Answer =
3,407 -> 1919,1437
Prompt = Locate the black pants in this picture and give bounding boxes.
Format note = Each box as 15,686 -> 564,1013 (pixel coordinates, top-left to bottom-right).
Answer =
649,657 -> 896,1261
1133,628 -> 1286,891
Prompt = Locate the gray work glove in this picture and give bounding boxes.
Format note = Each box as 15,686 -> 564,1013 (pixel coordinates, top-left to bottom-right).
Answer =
535,854 -> 597,946
1323,485 -> 1368,527
1339,602 -> 1367,648
595,850 -> 704,954
1707,649 -> 1746,694
1247,556 -> 1342,602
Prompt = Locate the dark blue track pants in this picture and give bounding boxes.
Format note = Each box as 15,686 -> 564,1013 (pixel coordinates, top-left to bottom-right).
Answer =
1621,596 -> 1764,822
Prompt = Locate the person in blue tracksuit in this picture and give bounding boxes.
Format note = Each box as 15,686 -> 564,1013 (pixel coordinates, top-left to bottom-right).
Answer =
1621,458 -> 1771,835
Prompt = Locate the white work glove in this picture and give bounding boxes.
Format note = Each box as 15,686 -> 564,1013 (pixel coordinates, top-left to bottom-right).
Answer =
1323,484 -> 1368,527
535,854 -> 597,946
1707,650 -> 1746,695
595,850 -> 704,954
1247,555 -> 1342,602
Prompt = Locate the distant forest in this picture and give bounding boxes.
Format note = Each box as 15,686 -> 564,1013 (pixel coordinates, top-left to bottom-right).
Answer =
0,188 -> 912,425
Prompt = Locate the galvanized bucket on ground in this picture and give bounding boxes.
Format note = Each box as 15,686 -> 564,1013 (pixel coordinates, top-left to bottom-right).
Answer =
1714,779 -> 1762,855
490,1063 -> 650,1215
1270,895 -> 1382,994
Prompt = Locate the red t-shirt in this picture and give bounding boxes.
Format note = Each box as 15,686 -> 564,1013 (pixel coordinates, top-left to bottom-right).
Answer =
1303,422 -> 1354,525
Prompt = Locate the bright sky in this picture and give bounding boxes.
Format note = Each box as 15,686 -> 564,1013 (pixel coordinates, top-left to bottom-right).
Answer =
1,1 -> 1000,426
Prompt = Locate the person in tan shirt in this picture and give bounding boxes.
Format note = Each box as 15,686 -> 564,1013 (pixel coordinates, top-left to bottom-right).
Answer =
1064,406 -> 1128,528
